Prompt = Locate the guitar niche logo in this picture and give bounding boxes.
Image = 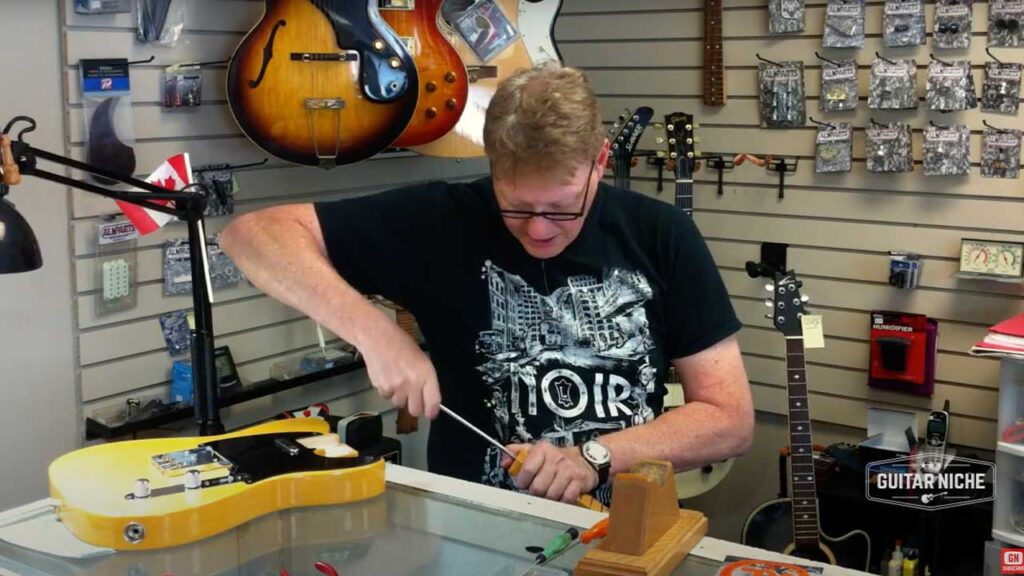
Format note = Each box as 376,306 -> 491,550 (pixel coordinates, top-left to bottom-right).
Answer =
865,455 -> 995,511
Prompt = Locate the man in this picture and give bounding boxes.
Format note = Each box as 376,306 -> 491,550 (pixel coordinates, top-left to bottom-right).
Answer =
220,63 -> 753,506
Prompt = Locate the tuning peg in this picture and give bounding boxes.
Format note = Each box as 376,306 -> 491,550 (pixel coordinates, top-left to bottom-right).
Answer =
764,299 -> 773,307
653,122 -> 665,130
695,150 -> 703,158
656,150 -> 666,157
655,136 -> 666,144
765,314 -> 773,320
693,122 -> 701,129
801,294 -> 810,303
694,137 -> 702,143
670,152 -> 678,159
765,283 -> 774,292
667,123 -> 675,132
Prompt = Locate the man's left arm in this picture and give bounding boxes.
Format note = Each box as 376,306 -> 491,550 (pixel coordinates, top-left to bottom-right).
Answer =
504,334 -> 753,503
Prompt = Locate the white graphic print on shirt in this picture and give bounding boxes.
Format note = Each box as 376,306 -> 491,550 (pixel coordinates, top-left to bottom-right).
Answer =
475,261 -> 658,499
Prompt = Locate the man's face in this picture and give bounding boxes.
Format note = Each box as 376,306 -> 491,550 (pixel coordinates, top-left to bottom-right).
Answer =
493,145 -> 608,259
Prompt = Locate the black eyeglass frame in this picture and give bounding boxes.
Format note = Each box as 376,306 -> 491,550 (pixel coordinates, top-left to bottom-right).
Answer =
496,159 -> 597,221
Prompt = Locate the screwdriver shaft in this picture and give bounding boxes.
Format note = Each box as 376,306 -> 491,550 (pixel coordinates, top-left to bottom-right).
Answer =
440,404 -> 514,459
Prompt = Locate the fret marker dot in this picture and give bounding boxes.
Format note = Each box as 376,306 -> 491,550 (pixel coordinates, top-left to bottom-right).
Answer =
796,402 -> 801,407
797,426 -> 803,431
802,501 -> 808,505
802,514 -> 809,519
806,475 -> 812,481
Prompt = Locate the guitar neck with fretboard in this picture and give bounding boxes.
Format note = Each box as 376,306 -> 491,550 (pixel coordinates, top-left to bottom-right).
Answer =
664,112 -> 696,217
704,0 -> 726,106
772,273 -> 821,551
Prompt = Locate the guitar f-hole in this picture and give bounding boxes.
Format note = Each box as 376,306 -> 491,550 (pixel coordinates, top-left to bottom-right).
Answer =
248,19 -> 287,89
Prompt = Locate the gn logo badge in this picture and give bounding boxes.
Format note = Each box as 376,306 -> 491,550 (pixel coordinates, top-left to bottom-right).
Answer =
1004,549 -> 1024,574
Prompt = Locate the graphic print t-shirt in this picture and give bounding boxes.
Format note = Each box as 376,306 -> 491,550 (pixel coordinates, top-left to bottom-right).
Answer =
314,179 -> 740,501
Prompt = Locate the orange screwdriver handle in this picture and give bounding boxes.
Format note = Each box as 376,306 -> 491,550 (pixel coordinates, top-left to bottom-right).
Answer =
581,518 -> 610,544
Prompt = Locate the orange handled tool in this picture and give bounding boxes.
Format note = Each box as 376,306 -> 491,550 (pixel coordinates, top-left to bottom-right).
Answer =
439,405 -> 608,513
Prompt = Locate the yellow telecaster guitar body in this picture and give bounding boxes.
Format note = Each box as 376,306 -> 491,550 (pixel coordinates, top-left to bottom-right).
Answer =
48,418 -> 385,551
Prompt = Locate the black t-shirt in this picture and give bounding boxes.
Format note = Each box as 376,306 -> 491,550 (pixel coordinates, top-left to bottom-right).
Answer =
314,178 -> 740,501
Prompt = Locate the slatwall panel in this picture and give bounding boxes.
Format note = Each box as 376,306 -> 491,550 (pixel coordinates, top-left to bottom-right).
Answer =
62,0 -> 488,421
557,0 -> 1023,450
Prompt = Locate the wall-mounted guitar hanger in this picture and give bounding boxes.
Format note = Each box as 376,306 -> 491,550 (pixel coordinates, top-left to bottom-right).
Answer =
704,154 -> 734,196
733,153 -> 797,200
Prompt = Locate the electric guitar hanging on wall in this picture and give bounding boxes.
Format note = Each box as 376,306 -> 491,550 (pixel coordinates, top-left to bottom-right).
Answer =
664,111 -> 698,217
227,0 -> 419,167
48,418 -> 384,550
518,0 -> 563,64
410,0 -> 533,158
379,0 -> 470,147
741,272 -> 871,571
607,106 -> 654,189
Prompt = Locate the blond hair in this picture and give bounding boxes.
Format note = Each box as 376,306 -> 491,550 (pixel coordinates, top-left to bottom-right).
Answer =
483,62 -> 604,183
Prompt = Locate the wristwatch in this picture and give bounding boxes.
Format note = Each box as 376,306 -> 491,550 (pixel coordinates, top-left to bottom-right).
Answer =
579,440 -> 611,485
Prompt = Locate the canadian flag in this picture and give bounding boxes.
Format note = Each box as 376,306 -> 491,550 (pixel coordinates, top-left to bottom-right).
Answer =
116,153 -> 192,235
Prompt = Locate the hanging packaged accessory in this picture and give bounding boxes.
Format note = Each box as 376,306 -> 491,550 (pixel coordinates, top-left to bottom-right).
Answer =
866,120 -> 914,173
812,119 -> 853,173
817,54 -> 858,112
868,55 -> 918,110
192,164 -> 236,217
869,311 -> 937,398
757,55 -> 806,128
163,234 -> 241,296
75,0 -> 131,13
883,0 -> 926,47
159,309 -> 192,357
769,0 -> 806,34
163,63 -> 202,108
926,57 -> 977,112
989,1 -> 1024,48
923,122 -> 970,176
136,0 -> 185,47
451,0 -> 520,63
888,252 -> 922,290
981,122 -> 1022,179
933,1 -> 972,49
981,51 -> 1022,114
80,58 -> 136,186
95,218 -> 138,315
822,0 -> 865,48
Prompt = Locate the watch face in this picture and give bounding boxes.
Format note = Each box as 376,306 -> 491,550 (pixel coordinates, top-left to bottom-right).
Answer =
583,441 -> 611,465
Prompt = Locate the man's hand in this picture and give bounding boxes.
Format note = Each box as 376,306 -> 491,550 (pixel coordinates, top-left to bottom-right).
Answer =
359,320 -> 441,419
502,441 -> 598,504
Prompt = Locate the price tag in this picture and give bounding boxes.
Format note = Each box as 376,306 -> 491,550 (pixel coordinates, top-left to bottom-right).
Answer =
801,315 -> 825,349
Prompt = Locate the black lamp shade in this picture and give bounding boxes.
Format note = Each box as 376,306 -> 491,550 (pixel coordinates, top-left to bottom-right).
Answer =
0,197 -> 42,273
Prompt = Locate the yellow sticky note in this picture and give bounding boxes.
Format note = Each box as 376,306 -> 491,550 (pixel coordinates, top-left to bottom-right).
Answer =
186,311 -> 196,330
801,315 -> 825,349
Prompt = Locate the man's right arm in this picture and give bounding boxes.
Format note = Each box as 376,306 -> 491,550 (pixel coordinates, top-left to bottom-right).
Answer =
219,204 -> 441,418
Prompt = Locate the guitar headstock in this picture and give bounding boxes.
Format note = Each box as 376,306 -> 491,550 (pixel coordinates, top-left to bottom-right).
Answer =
609,106 -> 654,164
664,112 -> 697,179
764,270 -> 809,336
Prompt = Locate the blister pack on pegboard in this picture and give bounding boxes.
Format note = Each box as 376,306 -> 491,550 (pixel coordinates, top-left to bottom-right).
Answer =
923,124 -> 970,177
866,122 -> 914,173
981,128 -> 1022,179
159,309 -> 191,356
163,235 -> 242,296
163,64 -> 202,108
823,0 -> 865,48
927,60 -> 977,112
883,0 -> 926,46
982,62 -> 1022,115
758,61 -> 806,128
933,2 -> 972,49
191,164 -> 237,217
95,218 -> 138,316
989,1 -> 1024,48
769,0 -> 805,34
868,57 -> 918,110
820,59 -> 859,112
815,123 -> 853,173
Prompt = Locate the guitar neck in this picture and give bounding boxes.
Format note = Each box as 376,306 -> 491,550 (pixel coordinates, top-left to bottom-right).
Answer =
675,170 -> 693,217
703,0 -> 725,107
786,336 -> 821,549
614,155 -> 631,189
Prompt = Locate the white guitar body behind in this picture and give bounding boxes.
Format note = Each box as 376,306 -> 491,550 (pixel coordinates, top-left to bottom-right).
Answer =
518,0 -> 563,64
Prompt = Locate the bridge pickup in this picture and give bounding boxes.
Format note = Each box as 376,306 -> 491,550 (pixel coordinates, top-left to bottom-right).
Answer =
467,66 -> 498,83
304,98 -> 345,110
291,52 -> 358,63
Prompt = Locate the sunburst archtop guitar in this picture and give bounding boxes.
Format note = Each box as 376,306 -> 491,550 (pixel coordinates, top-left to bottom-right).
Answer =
379,0 -> 470,147
227,0 -> 418,168
48,418 -> 384,550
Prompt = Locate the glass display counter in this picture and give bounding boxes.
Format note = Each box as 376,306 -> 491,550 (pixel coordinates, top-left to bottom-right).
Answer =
0,465 -> 873,576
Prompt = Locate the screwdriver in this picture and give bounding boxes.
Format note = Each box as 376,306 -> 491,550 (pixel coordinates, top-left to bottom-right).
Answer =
439,404 -> 607,512
526,518 -> 611,573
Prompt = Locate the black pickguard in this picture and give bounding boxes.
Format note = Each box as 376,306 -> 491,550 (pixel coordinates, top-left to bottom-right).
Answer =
743,499 -> 871,572
311,0 -> 417,103
207,432 -> 377,482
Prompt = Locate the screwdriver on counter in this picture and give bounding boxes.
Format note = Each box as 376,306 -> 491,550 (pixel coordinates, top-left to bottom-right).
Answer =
518,518 -> 610,576
438,404 -> 607,512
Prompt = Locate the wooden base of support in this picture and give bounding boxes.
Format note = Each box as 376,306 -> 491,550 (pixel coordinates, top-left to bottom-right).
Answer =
575,509 -> 707,576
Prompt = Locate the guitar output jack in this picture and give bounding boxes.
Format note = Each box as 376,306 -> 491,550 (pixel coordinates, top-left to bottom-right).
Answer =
123,522 -> 146,544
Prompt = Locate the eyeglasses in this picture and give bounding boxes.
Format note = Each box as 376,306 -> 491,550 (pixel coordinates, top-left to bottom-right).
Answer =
497,160 -> 595,221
